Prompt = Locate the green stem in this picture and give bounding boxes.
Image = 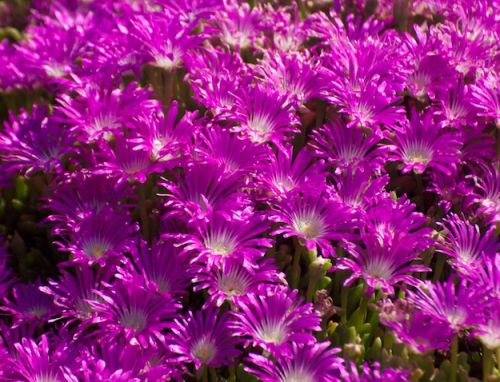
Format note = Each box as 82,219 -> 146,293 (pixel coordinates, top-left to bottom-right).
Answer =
139,182 -> 150,243
450,336 -> 458,382
290,248 -> 301,289
295,0 -> 308,19
228,365 -> 236,382
341,286 -> 349,323
433,254 -> 446,282
483,346 -> 493,381
208,366 -> 217,382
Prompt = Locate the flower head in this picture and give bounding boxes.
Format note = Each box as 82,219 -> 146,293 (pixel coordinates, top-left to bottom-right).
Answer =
169,308 -> 241,369
246,341 -> 343,382
230,287 -> 321,356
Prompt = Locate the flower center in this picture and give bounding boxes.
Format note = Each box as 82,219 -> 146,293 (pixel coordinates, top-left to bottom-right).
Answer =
247,113 -> 273,143
292,211 -> 325,240
403,141 -> 434,168
35,374 -> 60,382
365,257 -> 394,280
192,336 -> 217,364
119,307 -> 147,331
204,232 -> 236,257
283,367 -> 314,382
83,239 -> 111,259
218,270 -> 250,297
257,320 -> 287,345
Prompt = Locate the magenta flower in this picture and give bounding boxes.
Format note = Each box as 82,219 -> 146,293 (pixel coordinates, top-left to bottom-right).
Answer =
160,162 -> 249,224
45,172 -> 131,231
127,240 -> 192,297
407,279 -> 487,333
194,127 -> 270,175
472,301 -> 500,350
56,80 -> 156,143
392,109 -> 462,175
382,310 -> 453,353
0,105 -> 76,177
341,361 -> 409,382
470,73 -> 499,124
230,287 -> 320,356
258,147 -> 327,199
5,335 -> 79,382
176,213 -> 272,269
466,164 -> 500,224
56,212 -> 138,266
311,120 -> 394,172
89,278 -> 180,348
437,213 -> 498,275
270,192 -> 356,257
231,86 -> 299,148
337,231 -> 430,296
193,258 -> 284,307
169,308 -> 241,369
246,341 -> 343,382
2,281 -> 57,326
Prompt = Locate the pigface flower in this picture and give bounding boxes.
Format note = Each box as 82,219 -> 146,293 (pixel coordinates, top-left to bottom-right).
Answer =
56,80 -> 156,143
230,287 -> 321,356
90,278 -> 180,348
194,127 -> 270,175
39,264 -> 113,325
169,308 -> 241,369
258,52 -> 326,107
193,257 -> 284,307
270,192 -> 356,257
5,335 -> 79,382
437,213 -> 498,276
98,136 -> 167,183
381,310 -> 453,354
56,212 -> 138,266
470,72 -> 499,125
159,0 -> 222,26
231,86 -> 299,148
407,279 -> 487,333
337,231 -> 430,296
127,240 -> 192,297
466,164 -> 500,224
246,341 -> 343,382
472,301 -> 500,350
130,100 -> 197,164
341,361 -> 409,382
176,213 -> 272,269
126,13 -> 203,71
0,105 -> 76,177
435,77 -> 474,129
160,162 -> 249,225
257,146 -> 327,199
45,172 -> 131,231
392,109 -> 462,175
311,120 -> 394,172
2,281 -> 57,326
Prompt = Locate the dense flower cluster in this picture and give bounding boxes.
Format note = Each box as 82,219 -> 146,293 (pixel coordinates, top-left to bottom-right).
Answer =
0,0 -> 498,381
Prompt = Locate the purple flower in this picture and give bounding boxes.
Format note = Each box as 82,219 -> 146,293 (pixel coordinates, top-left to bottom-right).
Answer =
55,212 -> 138,266
45,172 -> 131,231
258,52 -> 326,107
0,105 -> 76,177
311,121 -> 394,172
407,279 -> 487,333
338,231 -> 430,296
392,109 -> 462,175
126,13 -> 203,71
56,80 -> 156,143
246,341 -> 343,382
470,73 -> 499,124
169,308 -> 241,369
5,335 -> 79,382
435,77 -> 474,129
230,287 -> 321,356
258,146 -> 327,199
89,278 -> 180,348
466,164 -> 500,224
160,162 -> 249,224
231,86 -> 299,148
270,192 -> 355,257
472,301 -> 500,350
193,258 -> 284,307
194,127 -> 270,175
2,281 -> 57,326
437,213 -> 498,275
341,361 -> 409,382
176,213 -> 272,269
382,310 -> 453,353
126,240 -> 192,297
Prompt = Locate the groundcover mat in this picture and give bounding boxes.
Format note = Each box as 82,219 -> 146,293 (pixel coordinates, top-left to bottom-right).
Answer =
0,0 -> 498,381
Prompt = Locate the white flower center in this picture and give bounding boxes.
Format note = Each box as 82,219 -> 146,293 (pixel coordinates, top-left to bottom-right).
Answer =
204,231 -> 237,257
247,113 -> 274,143
119,307 -> 147,330
257,320 -> 287,345
365,257 -> 394,280
217,270 -> 250,297
192,336 -> 217,363
292,210 -> 325,240
283,368 -> 314,382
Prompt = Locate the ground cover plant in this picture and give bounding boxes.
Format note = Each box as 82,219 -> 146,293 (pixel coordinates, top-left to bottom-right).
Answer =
0,0 -> 499,381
